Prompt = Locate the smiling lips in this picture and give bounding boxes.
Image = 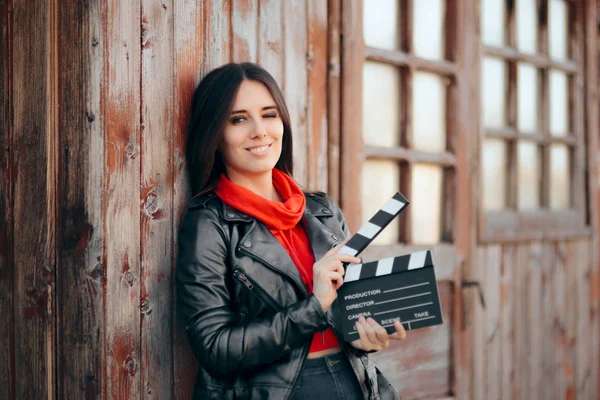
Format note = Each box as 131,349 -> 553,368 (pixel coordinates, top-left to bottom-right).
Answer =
246,143 -> 272,154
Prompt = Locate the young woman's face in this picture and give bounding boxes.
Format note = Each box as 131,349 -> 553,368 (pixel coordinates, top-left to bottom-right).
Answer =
219,79 -> 284,179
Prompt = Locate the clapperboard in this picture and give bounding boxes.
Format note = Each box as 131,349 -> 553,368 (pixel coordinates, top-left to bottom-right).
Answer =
335,192 -> 443,342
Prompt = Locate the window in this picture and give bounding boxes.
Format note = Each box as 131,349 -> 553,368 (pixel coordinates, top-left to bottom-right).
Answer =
354,0 -> 457,247
479,0 -> 587,239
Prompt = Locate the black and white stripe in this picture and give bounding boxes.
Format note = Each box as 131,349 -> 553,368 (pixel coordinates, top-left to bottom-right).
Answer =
339,192 -> 409,260
344,250 -> 434,282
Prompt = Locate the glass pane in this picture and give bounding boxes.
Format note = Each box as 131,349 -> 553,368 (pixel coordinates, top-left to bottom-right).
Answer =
481,0 -> 505,47
516,0 -> 537,54
361,161 -> 400,245
518,141 -> 541,209
549,0 -> 568,60
482,57 -> 506,128
549,70 -> 569,136
413,0 -> 444,60
550,144 -> 571,209
412,72 -> 446,153
411,164 -> 442,244
364,0 -> 399,50
362,62 -> 400,147
517,63 -> 538,133
482,139 -> 507,210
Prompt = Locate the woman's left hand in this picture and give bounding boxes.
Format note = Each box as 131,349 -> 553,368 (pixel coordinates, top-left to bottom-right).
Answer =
350,317 -> 407,352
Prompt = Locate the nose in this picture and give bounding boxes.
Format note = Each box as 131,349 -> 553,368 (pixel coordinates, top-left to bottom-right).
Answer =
250,119 -> 267,138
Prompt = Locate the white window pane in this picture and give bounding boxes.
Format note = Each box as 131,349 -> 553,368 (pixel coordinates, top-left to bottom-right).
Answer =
364,0 -> 399,50
361,161 -> 400,245
481,0 -> 505,47
517,63 -> 538,133
482,139 -> 507,210
516,0 -> 537,54
549,70 -> 569,136
518,141 -> 541,209
413,0 -> 444,60
412,72 -> 446,153
550,144 -> 571,209
362,62 -> 400,147
549,0 -> 568,60
482,57 -> 506,128
411,164 -> 442,244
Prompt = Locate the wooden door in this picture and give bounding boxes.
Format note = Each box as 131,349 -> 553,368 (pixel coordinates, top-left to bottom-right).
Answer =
338,0 -> 473,398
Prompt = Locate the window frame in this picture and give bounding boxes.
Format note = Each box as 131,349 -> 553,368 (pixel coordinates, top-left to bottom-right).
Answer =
477,0 -> 591,243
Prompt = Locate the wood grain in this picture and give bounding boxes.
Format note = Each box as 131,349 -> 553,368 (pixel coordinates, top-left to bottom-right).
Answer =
0,0 -> 14,397
12,0 -> 55,397
232,0 -> 258,62
326,0 -> 341,202
283,0 -> 308,187
258,0 -> 282,83
484,246 -> 501,400
307,0 -> 328,192
205,0 -> 231,71
500,245 -> 514,400
55,0 -> 104,398
140,1 -> 174,398
104,0 -> 142,398
172,0 -> 202,397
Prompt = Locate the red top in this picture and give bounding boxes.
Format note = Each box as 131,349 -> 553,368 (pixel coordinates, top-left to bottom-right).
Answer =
214,169 -> 340,353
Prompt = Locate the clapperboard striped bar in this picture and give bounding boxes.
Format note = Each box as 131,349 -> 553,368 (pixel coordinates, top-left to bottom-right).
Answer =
338,192 -> 409,263
337,251 -> 443,341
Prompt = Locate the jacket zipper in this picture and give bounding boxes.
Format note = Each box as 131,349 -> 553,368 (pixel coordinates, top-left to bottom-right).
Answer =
233,269 -> 281,312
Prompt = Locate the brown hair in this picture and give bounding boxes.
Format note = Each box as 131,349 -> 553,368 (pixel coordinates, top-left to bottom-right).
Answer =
186,62 -> 294,196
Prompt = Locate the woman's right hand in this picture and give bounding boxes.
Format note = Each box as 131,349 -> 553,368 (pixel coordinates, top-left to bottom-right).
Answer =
312,240 -> 361,312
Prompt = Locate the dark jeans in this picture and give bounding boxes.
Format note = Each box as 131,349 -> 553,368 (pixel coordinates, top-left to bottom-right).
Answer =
290,352 -> 364,400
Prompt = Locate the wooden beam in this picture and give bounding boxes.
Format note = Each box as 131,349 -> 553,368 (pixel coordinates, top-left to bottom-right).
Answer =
327,0 -> 341,203
484,45 -> 579,74
0,0 -> 14,397
364,146 -> 457,167
55,0 -> 104,397
340,0 -> 363,232
486,127 -> 577,146
365,46 -> 457,76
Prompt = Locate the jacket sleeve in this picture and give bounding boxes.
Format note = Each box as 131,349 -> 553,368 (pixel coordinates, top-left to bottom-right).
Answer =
176,208 -> 330,380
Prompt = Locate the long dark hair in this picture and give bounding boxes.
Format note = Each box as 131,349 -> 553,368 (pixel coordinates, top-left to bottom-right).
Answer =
186,62 -> 294,197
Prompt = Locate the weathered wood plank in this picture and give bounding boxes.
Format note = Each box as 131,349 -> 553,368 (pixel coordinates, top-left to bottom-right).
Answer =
0,0 -> 14,397
257,0 -> 282,84
575,240 -> 592,399
500,245 -> 514,400
104,0 -> 142,398
339,0 -> 363,231
513,244 -> 530,400
232,0 -> 258,62
205,0 -> 231,71
283,0 -> 308,187
172,0 -> 202,397
306,0 -> 328,192
12,0 -> 55,397
55,0 -> 104,398
140,1 -> 174,398
527,242 -> 543,400
370,282 -> 453,399
552,242 -> 572,400
484,246 -> 501,400
326,0 -> 341,202
472,247 -> 487,400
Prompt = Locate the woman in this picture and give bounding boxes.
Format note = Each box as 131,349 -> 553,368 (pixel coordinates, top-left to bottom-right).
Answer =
177,62 -> 406,400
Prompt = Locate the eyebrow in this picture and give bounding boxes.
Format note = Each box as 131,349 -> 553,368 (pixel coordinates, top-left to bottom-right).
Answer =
230,105 -> 278,115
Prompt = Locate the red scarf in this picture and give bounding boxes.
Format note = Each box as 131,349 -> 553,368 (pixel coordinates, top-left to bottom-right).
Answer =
215,169 -> 339,352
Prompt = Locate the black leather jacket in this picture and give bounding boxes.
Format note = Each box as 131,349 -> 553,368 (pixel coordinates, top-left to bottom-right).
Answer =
176,190 -> 401,400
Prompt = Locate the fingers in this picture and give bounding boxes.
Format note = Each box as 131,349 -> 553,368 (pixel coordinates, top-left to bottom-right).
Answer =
389,320 -> 407,340
354,317 -> 390,351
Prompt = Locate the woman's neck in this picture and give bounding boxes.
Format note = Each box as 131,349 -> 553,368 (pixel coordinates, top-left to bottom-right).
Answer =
225,168 -> 280,201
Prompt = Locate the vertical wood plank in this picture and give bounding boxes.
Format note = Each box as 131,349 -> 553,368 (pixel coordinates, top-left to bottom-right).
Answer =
172,0 -> 202,397
0,0 -> 14,397
527,242 -> 543,400
553,242 -> 573,400
541,243 -> 555,400
575,240 -> 592,399
500,245 -> 514,400
12,0 -> 55,397
104,0 -> 142,398
232,0 -> 258,62
306,0 -> 328,192
472,247 -> 487,400
257,0 -> 282,84
55,0 -> 104,398
140,1 -> 173,398
283,0 -> 308,187
484,245 -> 501,400
563,242 -> 578,400
327,0 -> 341,202
513,244 -> 530,400
205,0 -> 231,71
340,0 -> 363,232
